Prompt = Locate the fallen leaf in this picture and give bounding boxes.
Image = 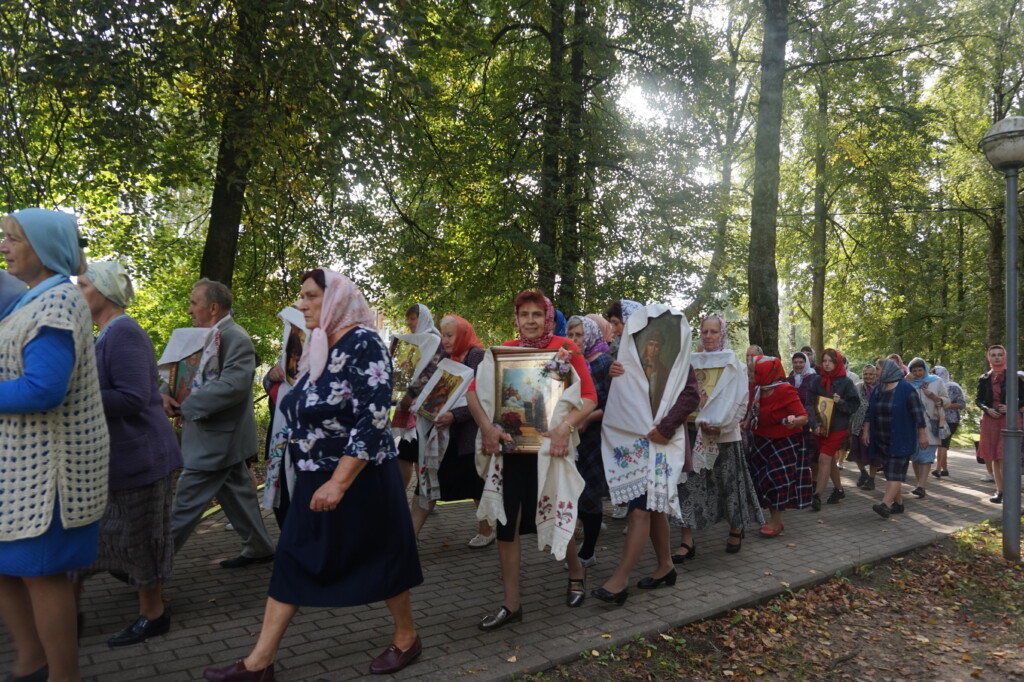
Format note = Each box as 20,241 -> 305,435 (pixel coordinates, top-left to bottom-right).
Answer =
601,634 -> 611,639
507,655 -> 517,662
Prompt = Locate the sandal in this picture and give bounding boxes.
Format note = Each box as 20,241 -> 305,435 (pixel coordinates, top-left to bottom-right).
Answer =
671,542 -> 696,564
566,568 -> 586,608
725,529 -> 744,554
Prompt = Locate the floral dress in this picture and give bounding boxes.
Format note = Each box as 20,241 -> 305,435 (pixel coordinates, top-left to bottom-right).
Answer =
267,326 -> 422,608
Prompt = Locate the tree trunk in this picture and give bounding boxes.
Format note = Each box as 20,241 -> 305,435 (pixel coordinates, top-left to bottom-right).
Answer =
536,0 -> 566,298
810,81 -> 827,360
987,208 -> 1005,347
747,0 -> 788,356
199,1 -> 269,288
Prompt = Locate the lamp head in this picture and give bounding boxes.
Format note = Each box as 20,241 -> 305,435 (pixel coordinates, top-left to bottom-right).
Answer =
982,116 -> 1024,171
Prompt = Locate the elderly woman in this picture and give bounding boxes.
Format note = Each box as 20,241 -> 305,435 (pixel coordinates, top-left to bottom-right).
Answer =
467,290 -> 596,629
69,262 -> 182,647
0,209 -> 109,682
848,364 -> 881,490
566,315 -> 613,566
806,349 -> 861,510
394,303 -> 442,488
905,358 -> 949,499
864,359 -> 928,518
670,315 -> 763,559
410,314 -> 493,545
976,345 -> 1024,504
748,356 -> 810,536
931,366 -> 965,479
203,269 -> 422,680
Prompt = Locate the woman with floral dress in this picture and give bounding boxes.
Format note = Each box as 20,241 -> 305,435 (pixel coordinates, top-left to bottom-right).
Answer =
203,268 -> 422,681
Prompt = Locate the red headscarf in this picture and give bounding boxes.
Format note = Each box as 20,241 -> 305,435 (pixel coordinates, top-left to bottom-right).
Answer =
818,348 -> 847,395
753,355 -> 787,388
442,314 -> 484,362
514,290 -> 555,349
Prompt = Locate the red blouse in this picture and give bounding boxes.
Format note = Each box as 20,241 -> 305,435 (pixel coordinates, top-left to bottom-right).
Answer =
753,383 -> 808,439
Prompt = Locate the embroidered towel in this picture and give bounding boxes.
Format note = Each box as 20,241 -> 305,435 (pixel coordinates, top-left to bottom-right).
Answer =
413,359 -> 475,507
474,347 -> 585,561
690,350 -> 748,471
601,304 -> 691,517
390,332 -> 441,442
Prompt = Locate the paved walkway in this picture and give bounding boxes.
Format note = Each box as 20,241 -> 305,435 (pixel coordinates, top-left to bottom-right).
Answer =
1,448 -> 1014,681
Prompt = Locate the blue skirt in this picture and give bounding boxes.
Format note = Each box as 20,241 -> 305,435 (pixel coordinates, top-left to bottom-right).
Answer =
0,498 -> 99,577
268,459 -> 422,608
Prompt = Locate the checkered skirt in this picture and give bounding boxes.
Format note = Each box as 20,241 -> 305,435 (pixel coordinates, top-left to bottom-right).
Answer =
748,434 -> 813,511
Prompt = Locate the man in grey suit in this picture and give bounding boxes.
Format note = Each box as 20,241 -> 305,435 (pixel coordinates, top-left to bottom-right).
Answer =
163,278 -> 276,568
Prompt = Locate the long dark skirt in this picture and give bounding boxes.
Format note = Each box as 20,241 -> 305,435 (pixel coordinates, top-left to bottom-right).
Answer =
748,434 -> 813,511
495,454 -> 538,541
69,474 -> 175,589
438,439 -> 484,502
269,460 -> 422,607
673,440 -> 765,531
847,431 -> 882,468
575,429 -> 608,516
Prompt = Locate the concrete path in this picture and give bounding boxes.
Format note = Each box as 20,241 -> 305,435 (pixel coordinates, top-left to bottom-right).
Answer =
0,448 -> 1014,681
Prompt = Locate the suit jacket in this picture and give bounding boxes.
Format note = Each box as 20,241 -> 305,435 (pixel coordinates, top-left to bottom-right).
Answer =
178,317 -> 258,471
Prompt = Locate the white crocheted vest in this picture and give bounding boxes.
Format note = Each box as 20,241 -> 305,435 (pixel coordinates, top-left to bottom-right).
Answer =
0,282 -> 110,541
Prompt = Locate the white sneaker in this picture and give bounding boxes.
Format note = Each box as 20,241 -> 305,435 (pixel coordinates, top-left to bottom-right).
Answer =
981,474 -> 995,482
468,532 -> 496,548
611,505 -> 628,519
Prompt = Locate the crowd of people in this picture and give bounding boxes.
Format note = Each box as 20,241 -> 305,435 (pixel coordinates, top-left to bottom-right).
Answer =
0,206 -> 1016,682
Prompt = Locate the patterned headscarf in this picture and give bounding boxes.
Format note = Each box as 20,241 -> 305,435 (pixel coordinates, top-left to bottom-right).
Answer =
880,358 -> 905,384
568,315 -> 609,356
620,299 -> 642,324
10,208 -> 82,277
790,352 -> 816,388
298,268 -> 375,382
699,313 -> 729,352
87,261 -> 135,309
440,314 -> 484,362
413,303 -> 440,336
818,348 -> 848,395
515,291 -> 555,349
587,313 -> 614,343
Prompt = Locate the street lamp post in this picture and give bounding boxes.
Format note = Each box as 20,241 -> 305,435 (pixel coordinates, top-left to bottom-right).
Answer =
982,116 -> 1024,562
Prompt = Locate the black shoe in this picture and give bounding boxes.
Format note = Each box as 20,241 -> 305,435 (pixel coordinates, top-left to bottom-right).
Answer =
872,503 -> 891,519
109,569 -> 131,584
856,471 -> 869,488
591,586 -> 629,605
890,501 -> 905,514
671,542 -> 695,564
107,612 -> 171,647
911,487 -> 926,499
637,569 -> 677,590
3,665 -> 48,682
931,469 -> 942,479
863,477 -> 876,491
940,469 -> 950,477
991,492 -> 1004,504
725,529 -> 744,554
219,554 -> 274,569
478,605 -> 522,631
826,488 -> 845,504
566,570 -> 586,608
811,494 -> 822,512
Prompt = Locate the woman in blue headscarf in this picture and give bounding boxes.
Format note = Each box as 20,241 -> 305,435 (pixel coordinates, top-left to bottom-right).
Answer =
0,209 -> 110,682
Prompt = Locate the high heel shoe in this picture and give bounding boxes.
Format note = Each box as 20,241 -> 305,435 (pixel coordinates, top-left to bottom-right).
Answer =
671,542 -> 696,564
637,568 -> 677,589
591,586 -> 629,605
567,568 -> 586,607
725,528 -> 744,554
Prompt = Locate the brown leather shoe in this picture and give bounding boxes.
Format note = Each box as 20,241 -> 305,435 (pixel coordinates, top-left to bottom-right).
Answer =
202,660 -> 275,682
369,635 -> 422,675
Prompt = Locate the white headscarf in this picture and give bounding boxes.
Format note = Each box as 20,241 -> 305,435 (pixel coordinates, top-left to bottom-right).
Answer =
790,352 -> 816,388
413,303 -> 440,336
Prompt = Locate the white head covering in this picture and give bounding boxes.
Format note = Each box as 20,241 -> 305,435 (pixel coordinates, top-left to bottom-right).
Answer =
298,269 -> 375,383
790,352 -> 816,388
87,261 -> 135,308
413,303 -> 440,336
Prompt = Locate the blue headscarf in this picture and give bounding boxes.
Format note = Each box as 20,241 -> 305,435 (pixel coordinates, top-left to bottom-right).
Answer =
11,208 -> 82,277
906,357 -> 940,389
554,309 -> 567,336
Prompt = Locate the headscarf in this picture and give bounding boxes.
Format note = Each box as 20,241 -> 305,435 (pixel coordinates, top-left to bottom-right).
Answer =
906,357 -> 939,389
441,314 -> 484,363
933,365 -> 951,384
988,345 -> 1007,381
620,299 -> 642,324
818,348 -> 848,395
790,351 -> 816,388
413,303 -> 440,336
699,313 -> 728,352
554,309 -> 567,336
587,314 -> 614,343
10,208 -> 82,277
298,268 -> 375,383
880,358 -> 905,384
87,261 -> 135,309
515,291 -> 555,349
887,353 -> 908,374
568,315 -> 609,356
753,355 -> 788,389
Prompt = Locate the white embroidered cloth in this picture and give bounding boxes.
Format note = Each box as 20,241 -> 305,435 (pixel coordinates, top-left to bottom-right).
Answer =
474,347 -> 584,561
390,332 -> 441,442
414,359 -> 475,507
601,304 -> 691,517
690,350 -> 748,471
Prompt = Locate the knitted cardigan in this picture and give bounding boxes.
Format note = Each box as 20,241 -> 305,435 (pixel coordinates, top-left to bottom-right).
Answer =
0,282 -> 110,540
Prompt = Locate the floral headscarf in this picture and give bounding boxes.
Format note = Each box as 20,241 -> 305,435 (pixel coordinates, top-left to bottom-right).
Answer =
298,268 -> 375,382
515,291 -> 555,349
620,299 -> 642,324
699,313 -> 729,352
441,314 -> 484,363
569,315 -> 609,356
